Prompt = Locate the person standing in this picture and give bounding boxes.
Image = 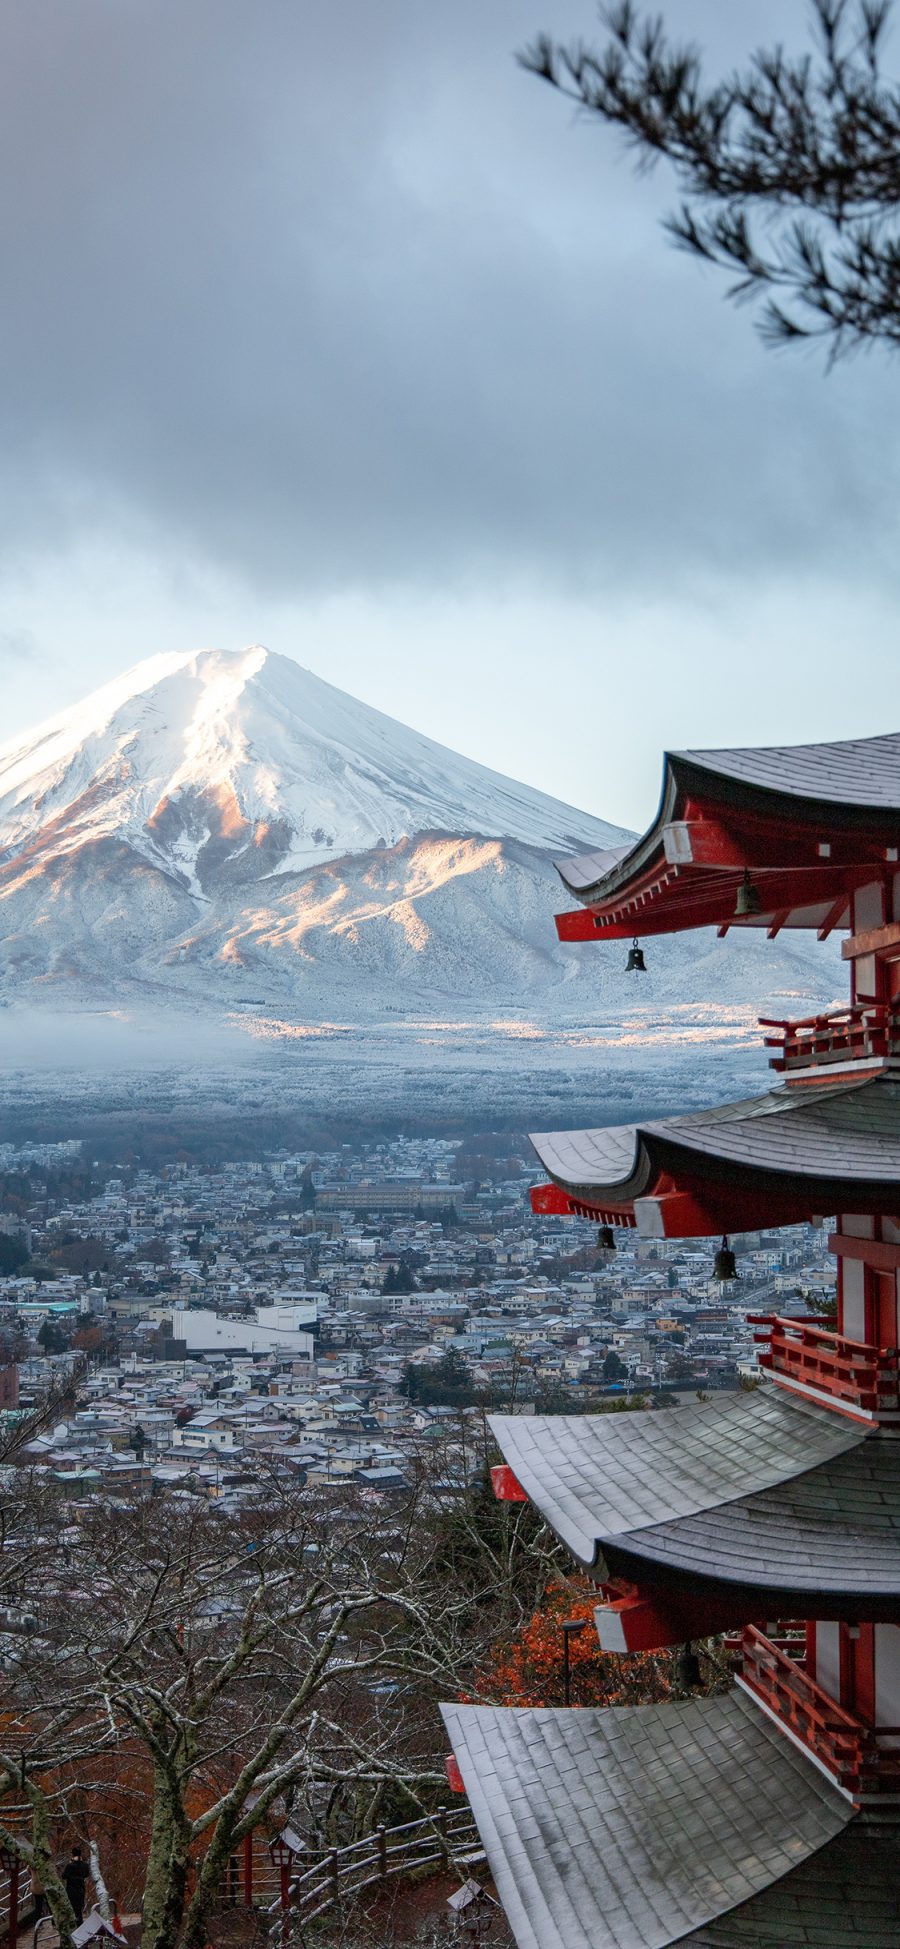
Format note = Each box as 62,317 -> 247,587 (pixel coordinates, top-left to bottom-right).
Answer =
61,1847 -> 89,1926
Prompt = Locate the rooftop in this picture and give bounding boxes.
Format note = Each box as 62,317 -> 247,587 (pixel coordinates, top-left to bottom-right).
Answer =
441,1689 -> 852,1949
488,1389 -> 891,1591
554,732 -> 900,941
531,1073 -> 900,1237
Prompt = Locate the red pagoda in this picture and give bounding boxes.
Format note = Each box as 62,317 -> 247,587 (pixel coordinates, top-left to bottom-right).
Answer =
443,733 -> 900,1947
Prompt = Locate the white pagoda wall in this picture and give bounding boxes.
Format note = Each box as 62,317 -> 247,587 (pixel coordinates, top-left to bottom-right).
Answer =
875,1626 -> 900,1728
813,1622 -> 840,1700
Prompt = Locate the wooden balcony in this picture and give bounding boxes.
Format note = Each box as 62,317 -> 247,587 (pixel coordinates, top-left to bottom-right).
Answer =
741,1626 -> 900,1798
749,1314 -> 900,1416
761,1003 -> 900,1075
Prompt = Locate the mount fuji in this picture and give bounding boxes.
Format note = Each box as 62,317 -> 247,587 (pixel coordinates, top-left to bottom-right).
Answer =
0,646 -> 838,1043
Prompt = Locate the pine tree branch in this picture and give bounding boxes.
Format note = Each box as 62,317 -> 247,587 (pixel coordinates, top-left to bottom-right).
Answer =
520,0 -> 900,354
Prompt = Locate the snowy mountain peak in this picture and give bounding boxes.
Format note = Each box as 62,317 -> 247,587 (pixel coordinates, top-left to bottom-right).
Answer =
0,646 -> 627,893
0,646 -> 839,1031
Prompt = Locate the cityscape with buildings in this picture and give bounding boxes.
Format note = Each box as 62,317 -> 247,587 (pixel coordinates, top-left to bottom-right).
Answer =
0,1134 -> 834,1507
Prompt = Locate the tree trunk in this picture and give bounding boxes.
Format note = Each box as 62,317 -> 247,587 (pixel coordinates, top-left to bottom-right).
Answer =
139,1766 -> 191,1949
178,1816 -> 239,1949
29,1791 -> 77,1949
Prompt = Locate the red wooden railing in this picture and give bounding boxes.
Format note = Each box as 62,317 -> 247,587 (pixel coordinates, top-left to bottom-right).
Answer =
761,1003 -> 900,1073
723,1626 -> 805,1660
741,1627 -> 900,1796
749,1314 -> 900,1413
0,1864 -> 31,1949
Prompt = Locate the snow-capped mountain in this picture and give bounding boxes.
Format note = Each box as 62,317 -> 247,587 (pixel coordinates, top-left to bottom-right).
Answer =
0,645 -> 627,886
0,645 -> 838,1028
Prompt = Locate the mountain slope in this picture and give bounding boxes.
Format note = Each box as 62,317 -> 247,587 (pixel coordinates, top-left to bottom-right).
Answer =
0,645 -> 628,889
0,646 -> 839,1026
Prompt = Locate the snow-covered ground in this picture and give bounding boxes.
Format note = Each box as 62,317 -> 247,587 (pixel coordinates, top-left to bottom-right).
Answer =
0,1004 -> 780,1144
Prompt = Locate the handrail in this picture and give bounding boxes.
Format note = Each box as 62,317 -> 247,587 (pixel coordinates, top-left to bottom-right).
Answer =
749,1314 -> 899,1412
760,1001 -> 900,1073
748,1314 -> 888,1359
759,1004 -> 889,1033
742,1626 -> 900,1793
266,1806 -> 481,1940
0,1865 -> 33,1947
744,1626 -> 861,1731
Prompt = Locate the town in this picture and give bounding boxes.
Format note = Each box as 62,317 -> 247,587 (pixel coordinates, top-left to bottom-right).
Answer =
0,1132 -> 836,1504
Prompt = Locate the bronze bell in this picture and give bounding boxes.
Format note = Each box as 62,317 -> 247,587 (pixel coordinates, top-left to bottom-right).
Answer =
676,1642 -> 702,1690
734,870 -> 762,918
597,1225 -> 615,1251
714,1235 -> 738,1281
626,938 -> 647,972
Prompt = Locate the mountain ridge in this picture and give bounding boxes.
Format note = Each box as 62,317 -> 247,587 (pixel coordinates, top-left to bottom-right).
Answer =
0,646 -> 838,1028
0,646 -> 629,894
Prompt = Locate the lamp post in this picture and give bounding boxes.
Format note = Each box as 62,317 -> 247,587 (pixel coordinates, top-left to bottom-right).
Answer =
268,1827 -> 302,1948
0,1844 -> 20,1949
561,1618 -> 588,1707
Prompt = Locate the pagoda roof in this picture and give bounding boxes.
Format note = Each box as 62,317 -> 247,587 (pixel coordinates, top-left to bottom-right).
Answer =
440,1690 -> 851,1949
682,1824 -> 900,1946
554,733 -> 900,939
490,1393 -> 900,1606
531,1073 -> 900,1234
670,735 -> 900,811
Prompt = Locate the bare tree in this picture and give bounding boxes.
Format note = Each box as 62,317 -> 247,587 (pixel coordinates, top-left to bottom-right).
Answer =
0,1429 -> 558,1949
521,0 -> 900,357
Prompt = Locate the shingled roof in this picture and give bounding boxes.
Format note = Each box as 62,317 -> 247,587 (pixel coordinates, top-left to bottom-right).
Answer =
682,1822 -> 900,1946
440,1691 -> 852,1949
531,1074 -> 900,1229
674,735 -> 900,811
553,732 -> 900,933
492,1392 -> 900,1600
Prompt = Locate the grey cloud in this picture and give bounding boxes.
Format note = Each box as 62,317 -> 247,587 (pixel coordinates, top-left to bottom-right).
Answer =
0,0 -> 897,601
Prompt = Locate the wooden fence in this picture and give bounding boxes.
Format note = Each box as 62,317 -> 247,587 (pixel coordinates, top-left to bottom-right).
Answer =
267,1806 -> 482,1938
0,1863 -> 32,1949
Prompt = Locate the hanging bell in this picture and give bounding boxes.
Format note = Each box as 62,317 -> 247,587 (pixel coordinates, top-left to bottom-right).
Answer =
676,1642 -> 702,1691
625,939 -> 647,972
713,1235 -> 738,1281
597,1225 -> 615,1252
734,870 -> 762,918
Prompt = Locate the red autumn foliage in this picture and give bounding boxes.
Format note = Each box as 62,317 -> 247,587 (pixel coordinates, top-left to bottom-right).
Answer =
466,1577 -> 673,1708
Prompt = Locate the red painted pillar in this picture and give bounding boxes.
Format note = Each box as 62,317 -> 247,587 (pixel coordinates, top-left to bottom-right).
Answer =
242,1832 -> 253,1906
7,1859 -> 18,1949
280,1865 -> 290,1949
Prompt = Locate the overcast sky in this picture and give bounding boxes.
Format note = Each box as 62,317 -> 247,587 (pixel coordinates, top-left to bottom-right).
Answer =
1,0 -> 899,828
